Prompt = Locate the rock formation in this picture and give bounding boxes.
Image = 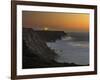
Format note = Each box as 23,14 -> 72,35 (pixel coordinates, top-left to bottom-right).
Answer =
22,28 -> 81,69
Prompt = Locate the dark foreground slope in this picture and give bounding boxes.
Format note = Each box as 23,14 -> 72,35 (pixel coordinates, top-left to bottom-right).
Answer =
22,28 -> 82,69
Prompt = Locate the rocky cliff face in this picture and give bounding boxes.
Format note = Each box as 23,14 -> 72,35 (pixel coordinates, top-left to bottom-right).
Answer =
23,28 -> 59,68
22,28 -> 81,69
23,28 -> 57,60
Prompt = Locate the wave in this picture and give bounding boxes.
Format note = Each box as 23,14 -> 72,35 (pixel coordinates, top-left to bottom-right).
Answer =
61,36 -> 73,41
68,42 -> 89,47
61,32 -> 89,41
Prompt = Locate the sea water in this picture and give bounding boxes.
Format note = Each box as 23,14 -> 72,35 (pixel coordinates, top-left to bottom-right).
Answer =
46,32 -> 89,65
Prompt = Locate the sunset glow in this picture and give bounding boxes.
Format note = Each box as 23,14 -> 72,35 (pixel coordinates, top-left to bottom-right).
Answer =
44,27 -> 48,31
23,11 -> 89,32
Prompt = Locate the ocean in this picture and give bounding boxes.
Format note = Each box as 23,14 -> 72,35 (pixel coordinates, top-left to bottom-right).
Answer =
46,32 -> 89,65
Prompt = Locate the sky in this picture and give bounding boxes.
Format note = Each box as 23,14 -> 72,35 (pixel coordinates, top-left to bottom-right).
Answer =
22,11 -> 89,32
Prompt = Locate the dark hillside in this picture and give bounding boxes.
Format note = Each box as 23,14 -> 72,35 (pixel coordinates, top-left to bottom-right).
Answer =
22,28 -> 83,69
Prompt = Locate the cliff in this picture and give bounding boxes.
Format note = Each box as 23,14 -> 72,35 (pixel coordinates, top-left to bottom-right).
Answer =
22,28 -> 82,68
23,28 -> 57,60
34,30 -> 67,42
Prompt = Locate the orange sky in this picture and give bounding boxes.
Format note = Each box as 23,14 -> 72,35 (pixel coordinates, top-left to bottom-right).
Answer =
22,11 -> 89,32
